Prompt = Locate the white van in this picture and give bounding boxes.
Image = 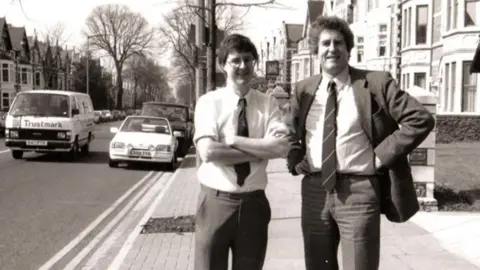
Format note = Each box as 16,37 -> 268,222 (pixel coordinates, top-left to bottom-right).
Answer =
4,90 -> 95,160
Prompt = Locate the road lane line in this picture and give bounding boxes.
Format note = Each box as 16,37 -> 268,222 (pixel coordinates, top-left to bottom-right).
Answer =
0,149 -> 9,154
108,165 -> 182,270
82,171 -> 173,269
38,171 -> 155,270
63,171 -> 164,270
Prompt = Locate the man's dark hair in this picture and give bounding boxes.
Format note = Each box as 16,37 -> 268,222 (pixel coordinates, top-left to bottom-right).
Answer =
308,16 -> 355,55
217,34 -> 259,66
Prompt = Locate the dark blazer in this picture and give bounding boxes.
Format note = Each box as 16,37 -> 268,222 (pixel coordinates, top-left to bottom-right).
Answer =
286,67 -> 435,223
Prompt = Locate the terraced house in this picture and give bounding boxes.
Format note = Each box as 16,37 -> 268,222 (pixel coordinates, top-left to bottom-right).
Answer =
257,21 -> 304,95
291,0 -> 326,87
0,17 -> 78,111
290,0 -> 480,113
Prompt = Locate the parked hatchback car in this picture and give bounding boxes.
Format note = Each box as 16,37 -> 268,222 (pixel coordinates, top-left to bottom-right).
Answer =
108,116 -> 178,170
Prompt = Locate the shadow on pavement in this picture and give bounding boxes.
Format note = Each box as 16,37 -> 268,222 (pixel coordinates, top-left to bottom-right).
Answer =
24,151 -> 110,164
23,151 -> 183,172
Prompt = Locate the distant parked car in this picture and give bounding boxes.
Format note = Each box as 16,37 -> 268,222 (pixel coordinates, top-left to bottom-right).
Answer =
100,110 -> 112,122
94,111 -> 101,123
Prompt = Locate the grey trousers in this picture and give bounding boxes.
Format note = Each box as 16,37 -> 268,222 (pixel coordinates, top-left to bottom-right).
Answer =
194,185 -> 271,270
301,174 -> 381,270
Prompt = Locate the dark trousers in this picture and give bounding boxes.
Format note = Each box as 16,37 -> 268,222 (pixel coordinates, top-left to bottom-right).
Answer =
302,174 -> 381,270
194,185 -> 271,270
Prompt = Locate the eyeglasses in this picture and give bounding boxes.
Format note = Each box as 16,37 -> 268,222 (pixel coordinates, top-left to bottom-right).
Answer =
226,56 -> 256,67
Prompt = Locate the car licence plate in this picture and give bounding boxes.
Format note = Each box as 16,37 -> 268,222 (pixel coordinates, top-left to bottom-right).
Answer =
129,150 -> 151,157
26,140 -> 48,146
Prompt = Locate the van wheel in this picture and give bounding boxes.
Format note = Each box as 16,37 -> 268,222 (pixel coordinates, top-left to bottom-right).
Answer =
12,151 -> 23,160
67,139 -> 79,161
81,133 -> 91,156
108,159 -> 118,168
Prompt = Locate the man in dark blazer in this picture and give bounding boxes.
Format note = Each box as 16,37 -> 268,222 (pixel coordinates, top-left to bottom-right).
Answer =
286,16 -> 435,270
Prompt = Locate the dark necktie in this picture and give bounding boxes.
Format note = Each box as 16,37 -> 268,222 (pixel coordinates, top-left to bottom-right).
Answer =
234,98 -> 250,186
321,81 -> 337,190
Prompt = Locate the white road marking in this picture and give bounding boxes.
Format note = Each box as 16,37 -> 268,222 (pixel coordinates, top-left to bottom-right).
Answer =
82,171 -> 173,269
107,164 -> 183,270
38,171 -> 155,270
63,171 -> 164,270
0,149 -> 10,154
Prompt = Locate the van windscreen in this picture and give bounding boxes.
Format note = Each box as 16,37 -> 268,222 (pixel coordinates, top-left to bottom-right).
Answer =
9,93 -> 70,117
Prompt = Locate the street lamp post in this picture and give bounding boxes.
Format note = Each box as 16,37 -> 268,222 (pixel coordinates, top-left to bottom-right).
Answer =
86,36 -> 91,95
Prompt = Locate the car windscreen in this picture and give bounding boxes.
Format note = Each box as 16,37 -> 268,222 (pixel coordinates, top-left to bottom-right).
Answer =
141,104 -> 187,122
9,93 -> 70,117
120,117 -> 171,134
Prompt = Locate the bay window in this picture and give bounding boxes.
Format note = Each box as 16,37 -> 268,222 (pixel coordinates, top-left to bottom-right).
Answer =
416,5 -> 428,45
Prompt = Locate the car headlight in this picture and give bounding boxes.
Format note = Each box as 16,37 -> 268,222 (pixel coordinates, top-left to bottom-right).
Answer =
111,142 -> 125,149
56,131 -> 72,140
8,130 -> 19,138
155,145 -> 171,151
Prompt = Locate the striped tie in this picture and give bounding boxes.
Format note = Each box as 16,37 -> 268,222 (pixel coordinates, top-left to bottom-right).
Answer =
321,81 -> 337,190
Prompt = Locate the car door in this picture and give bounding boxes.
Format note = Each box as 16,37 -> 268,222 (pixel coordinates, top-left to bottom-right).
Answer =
84,97 -> 95,137
79,96 -> 92,141
70,96 -> 83,141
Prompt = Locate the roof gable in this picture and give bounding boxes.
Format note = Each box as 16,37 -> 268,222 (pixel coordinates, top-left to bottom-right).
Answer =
8,26 -> 26,51
0,17 -> 13,52
285,24 -> 303,48
303,1 -> 326,38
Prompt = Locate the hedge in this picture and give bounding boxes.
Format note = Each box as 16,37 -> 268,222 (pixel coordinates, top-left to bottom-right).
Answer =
436,114 -> 480,144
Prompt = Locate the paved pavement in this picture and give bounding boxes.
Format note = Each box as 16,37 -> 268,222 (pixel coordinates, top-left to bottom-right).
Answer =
0,121 -> 162,270
112,156 -> 480,270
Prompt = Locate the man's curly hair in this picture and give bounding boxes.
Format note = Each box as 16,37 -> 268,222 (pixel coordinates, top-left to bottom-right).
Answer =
308,16 -> 355,55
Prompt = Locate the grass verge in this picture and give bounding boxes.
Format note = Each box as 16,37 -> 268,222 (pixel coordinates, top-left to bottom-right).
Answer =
435,142 -> 480,211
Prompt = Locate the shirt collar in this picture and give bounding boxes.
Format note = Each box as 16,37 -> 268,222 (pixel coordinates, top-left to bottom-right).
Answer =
322,67 -> 350,91
224,87 -> 254,107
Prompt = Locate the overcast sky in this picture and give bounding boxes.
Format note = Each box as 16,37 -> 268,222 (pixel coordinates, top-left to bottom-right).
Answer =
1,0 -> 306,66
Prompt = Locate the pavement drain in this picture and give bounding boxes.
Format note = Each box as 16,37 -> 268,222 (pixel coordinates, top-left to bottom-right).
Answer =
140,215 -> 196,234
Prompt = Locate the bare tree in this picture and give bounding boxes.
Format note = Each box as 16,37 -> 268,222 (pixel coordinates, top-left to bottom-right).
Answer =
159,0 -> 250,104
84,4 -> 155,109
161,0 -> 289,104
41,22 -> 69,47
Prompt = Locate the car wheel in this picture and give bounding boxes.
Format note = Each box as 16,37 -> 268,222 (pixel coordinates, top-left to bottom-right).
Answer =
166,153 -> 177,171
109,159 -> 118,168
12,150 -> 23,160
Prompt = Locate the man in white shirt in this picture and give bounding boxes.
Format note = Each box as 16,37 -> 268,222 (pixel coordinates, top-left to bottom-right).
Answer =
193,34 -> 289,270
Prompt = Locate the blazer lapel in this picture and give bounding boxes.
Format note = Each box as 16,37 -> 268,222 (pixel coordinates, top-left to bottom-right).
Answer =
350,67 -> 373,143
299,75 -> 322,131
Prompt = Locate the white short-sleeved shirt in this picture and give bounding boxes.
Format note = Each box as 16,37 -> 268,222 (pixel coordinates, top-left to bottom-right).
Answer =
194,87 -> 287,193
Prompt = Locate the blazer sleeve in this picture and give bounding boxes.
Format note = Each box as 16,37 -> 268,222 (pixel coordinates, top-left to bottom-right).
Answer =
373,72 -> 435,168
286,83 -> 304,175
